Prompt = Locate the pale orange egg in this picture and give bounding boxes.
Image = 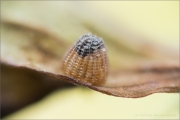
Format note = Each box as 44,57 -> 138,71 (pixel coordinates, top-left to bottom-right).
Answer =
63,33 -> 109,86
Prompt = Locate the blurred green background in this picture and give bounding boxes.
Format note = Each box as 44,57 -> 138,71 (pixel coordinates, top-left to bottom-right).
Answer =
1,1 -> 179,119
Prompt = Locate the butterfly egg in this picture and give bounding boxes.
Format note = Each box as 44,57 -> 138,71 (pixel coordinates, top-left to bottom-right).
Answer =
63,33 -> 109,86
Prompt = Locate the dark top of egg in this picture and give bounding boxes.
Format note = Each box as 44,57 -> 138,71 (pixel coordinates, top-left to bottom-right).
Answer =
75,33 -> 104,57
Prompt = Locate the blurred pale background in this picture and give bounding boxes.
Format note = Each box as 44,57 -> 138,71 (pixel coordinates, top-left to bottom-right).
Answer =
4,87 -> 180,119
1,1 -> 179,119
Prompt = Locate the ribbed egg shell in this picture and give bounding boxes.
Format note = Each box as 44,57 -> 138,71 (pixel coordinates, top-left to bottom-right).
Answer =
63,33 -> 109,86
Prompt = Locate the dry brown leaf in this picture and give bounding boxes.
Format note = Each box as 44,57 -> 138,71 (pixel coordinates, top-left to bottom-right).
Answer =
1,19 -> 179,100
1,63 -> 73,117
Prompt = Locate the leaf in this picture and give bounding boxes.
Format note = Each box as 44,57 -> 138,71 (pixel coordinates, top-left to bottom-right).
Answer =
1,63 -> 73,117
1,18 -> 179,99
